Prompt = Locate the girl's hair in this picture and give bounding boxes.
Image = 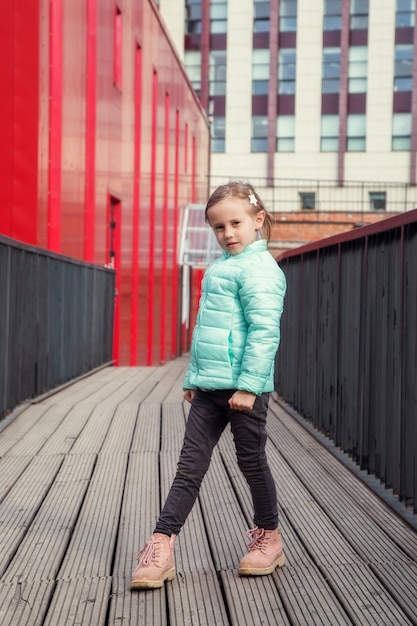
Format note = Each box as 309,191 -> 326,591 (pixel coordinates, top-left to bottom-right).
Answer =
205,181 -> 273,242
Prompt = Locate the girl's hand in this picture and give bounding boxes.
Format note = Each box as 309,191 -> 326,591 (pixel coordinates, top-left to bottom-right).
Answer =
228,390 -> 256,411
183,389 -> 196,403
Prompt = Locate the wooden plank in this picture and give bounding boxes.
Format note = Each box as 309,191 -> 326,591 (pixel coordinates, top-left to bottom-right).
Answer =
0,404 -> 70,457
265,422 -> 413,564
372,562 -> 417,624
0,456 -> 33,503
70,404 -> 117,454
130,402 -> 161,453
37,405 -> 94,456
100,403 -> 139,454
112,452 -> 160,580
0,580 -> 55,626
322,564 -> 414,625
275,565 -> 351,625
0,455 -> 64,578
269,399 -> 417,560
161,402 -> 186,453
0,404 -> 51,456
109,576 -> 167,626
3,454 -> 96,583
43,577 -> 111,626
221,569 -> 291,626
57,453 -> 128,579
168,571 -> 229,625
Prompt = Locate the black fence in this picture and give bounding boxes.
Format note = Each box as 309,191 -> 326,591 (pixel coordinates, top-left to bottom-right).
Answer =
0,235 -> 115,422
275,210 -> 417,513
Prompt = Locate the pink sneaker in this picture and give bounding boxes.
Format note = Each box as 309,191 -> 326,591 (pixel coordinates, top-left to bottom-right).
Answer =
131,533 -> 176,589
238,527 -> 285,576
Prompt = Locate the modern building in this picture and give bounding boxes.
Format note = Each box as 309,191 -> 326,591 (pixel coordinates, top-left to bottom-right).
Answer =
160,0 -> 417,252
1,0 -> 210,366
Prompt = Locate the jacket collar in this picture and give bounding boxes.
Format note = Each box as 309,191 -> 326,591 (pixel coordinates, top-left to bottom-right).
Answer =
221,238 -> 267,259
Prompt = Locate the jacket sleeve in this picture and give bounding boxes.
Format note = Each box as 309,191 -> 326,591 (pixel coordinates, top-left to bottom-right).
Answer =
236,257 -> 286,394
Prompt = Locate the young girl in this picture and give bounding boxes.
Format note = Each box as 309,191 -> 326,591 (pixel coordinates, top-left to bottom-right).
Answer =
131,181 -> 287,589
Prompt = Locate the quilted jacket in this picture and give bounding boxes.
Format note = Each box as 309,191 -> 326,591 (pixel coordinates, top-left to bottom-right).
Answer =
183,239 -> 287,395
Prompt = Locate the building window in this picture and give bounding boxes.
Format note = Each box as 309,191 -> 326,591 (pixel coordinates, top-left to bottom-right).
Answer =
323,0 -> 342,31
184,50 -> 202,96
347,114 -> 366,151
210,0 -> 227,34
369,192 -> 386,211
277,116 -> 295,152
185,0 -> 202,34
394,44 -> 413,92
252,49 -> 270,95
278,48 -> 296,95
279,0 -> 297,33
392,112 -> 411,150
348,46 -> 367,93
350,0 -> 369,30
209,50 -> 227,96
251,116 -> 268,152
321,115 -> 339,151
396,0 -> 415,28
254,0 -> 270,33
299,192 -> 316,210
211,117 -> 225,153
322,47 -> 341,93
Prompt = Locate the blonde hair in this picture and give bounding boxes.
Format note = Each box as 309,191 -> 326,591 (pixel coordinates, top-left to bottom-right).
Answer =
205,181 -> 273,242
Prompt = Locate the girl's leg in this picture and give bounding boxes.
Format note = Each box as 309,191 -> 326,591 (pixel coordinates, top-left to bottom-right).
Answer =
229,393 -> 278,530
155,389 -> 228,536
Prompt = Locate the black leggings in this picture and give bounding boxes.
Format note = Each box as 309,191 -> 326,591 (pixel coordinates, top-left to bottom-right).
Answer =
154,388 -> 278,536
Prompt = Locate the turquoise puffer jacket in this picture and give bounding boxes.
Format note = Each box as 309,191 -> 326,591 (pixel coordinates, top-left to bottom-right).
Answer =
183,239 -> 286,395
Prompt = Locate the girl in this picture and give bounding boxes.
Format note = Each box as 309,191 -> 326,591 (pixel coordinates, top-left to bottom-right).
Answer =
131,181 -> 287,589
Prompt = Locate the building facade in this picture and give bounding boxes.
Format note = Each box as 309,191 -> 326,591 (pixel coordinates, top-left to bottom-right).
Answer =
160,0 -> 417,251
0,0 -> 210,366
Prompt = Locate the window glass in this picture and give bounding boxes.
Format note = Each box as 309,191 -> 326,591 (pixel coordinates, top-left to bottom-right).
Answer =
211,116 -> 225,153
321,115 -> 339,151
348,46 -> 367,93
350,0 -> 369,29
347,114 -> 366,151
209,50 -> 226,96
252,116 -> 268,152
394,44 -> 413,91
299,192 -> 316,210
254,1 -> 270,18
322,47 -> 341,93
369,191 -> 386,210
254,0 -> 270,31
278,48 -> 296,94
324,0 -> 341,30
392,112 -> 411,150
252,49 -> 270,94
277,116 -> 295,152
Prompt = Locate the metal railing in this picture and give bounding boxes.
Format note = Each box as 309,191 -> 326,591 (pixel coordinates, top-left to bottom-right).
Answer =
275,210 -> 417,513
0,235 -> 115,422
209,175 -> 417,214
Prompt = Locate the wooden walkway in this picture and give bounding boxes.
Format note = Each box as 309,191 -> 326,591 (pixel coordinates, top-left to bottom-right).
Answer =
1,357 -> 417,625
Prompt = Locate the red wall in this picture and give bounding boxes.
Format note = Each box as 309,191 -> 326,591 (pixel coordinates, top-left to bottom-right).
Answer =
0,0 -> 210,366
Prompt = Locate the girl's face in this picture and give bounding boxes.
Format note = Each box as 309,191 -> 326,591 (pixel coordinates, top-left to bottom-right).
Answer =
206,196 -> 265,255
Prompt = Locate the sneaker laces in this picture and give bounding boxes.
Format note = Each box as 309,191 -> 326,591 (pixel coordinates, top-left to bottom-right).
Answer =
135,537 -> 162,567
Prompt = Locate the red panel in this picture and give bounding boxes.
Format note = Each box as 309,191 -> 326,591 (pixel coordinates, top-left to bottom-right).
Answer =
160,91 -> 170,363
48,0 -> 63,252
0,2 -> 14,236
171,109 -> 180,358
147,70 -> 158,366
84,0 -> 97,262
130,44 -> 142,366
3,0 -> 210,367
0,0 -> 39,243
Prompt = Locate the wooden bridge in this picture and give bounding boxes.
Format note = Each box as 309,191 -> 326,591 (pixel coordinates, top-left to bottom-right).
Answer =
1,357 -> 417,625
